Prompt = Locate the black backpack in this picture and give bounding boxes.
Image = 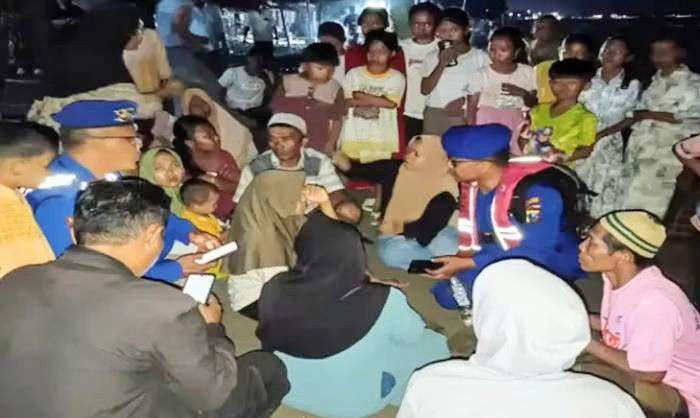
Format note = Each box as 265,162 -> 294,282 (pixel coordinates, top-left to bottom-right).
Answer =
510,163 -> 595,233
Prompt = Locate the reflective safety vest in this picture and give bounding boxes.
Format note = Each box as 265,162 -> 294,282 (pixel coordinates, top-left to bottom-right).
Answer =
458,159 -> 552,252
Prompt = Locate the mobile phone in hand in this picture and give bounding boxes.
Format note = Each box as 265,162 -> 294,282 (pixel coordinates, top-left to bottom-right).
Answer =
407,259 -> 444,274
183,274 -> 215,304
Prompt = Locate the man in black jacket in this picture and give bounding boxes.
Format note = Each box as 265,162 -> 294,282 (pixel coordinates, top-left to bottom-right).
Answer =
0,178 -> 288,418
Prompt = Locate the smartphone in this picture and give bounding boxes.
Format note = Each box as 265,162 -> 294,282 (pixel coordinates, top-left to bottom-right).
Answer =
407,259 -> 444,274
182,274 -> 216,304
195,241 -> 238,265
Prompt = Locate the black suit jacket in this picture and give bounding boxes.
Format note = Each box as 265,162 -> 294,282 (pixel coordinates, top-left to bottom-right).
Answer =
0,246 -> 237,418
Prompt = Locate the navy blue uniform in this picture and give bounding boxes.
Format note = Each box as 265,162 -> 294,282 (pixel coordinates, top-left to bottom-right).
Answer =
432,182 -> 583,309
27,155 -> 194,282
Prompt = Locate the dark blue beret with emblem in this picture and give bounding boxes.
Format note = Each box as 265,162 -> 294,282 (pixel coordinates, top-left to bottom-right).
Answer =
442,123 -> 512,160
51,100 -> 137,129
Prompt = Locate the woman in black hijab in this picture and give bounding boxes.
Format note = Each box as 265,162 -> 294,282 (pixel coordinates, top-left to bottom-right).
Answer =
257,189 -> 450,417
43,4 -> 141,97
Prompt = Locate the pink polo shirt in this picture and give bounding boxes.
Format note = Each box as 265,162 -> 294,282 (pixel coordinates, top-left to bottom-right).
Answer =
601,266 -> 700,417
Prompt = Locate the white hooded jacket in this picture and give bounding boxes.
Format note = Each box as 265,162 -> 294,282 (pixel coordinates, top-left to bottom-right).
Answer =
398,259 -> 645,418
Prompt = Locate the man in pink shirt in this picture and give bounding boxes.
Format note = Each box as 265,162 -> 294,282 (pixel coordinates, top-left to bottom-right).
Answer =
579,210 -> 700,417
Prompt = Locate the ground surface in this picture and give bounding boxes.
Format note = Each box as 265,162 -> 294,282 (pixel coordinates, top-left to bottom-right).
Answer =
214,204 -> 477,418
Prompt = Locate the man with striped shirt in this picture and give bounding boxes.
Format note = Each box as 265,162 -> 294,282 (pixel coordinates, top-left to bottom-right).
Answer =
234,113 -> 360,223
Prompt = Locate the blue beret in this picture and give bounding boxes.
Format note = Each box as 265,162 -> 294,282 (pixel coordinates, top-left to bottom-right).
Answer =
52,100 -> 138,129
441,124 -> 512,160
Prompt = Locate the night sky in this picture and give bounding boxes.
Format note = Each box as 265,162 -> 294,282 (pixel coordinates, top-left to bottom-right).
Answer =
506,0 -> 690,14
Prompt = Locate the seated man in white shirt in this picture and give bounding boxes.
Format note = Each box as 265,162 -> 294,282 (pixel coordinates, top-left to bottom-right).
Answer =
234,113 -> 360,224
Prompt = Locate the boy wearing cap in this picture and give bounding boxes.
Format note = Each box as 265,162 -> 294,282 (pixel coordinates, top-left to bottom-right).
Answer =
580,210 -> 700,417
427,124 -> 584,310
27,100 -> 219,283
234,113 -> 360,224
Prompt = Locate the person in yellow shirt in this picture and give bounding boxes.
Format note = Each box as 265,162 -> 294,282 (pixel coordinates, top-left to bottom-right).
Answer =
180,178 -> 227,278
522,59 -> 597,164
535,33 -> 596,105
0,122 -> 57,278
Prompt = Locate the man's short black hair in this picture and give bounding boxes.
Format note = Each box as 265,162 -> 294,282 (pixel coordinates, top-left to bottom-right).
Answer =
0,121 -> 58,159
563,33 -> 596,57
358,7 -> 389,28
409,2 -> 442,22
549,58 -> 596,81
181,178 -> 219,206
601,230 -> 656,270
363,29 -> 399,53
73,178 -> 170,246
302,42 -> 339,67
318,21 -> 346,43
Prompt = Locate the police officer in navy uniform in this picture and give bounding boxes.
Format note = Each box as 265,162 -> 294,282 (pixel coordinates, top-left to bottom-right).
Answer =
27,99 -> 219,282
426,124 -> 584,310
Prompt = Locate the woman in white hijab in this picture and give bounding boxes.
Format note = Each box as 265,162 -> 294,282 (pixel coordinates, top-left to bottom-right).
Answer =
398,259 -> 645,418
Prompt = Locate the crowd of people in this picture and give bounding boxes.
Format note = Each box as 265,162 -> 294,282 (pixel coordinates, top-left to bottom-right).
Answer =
0,1 -> 700,417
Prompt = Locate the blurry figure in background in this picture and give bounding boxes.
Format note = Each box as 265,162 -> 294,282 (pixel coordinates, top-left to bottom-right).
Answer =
528,14 -> 561,66
655,134 -> 700,305
399,259 -> 645,418
340,30 -> 405,164
172,115 -> 240,220
521,59 -> 597,164
123,22 -> 185,100
400,2 -> 441,140
271,43 -> 344,156
577,36 -> 640,218
180,178 -> 227,278
421,8 -> 488,136
467,26 -> 537,155
218,46 -> 275,137
0,122 -> 57,278
318,21 -> 348,85
243,0 -> 277,66
343,6 -> 359,45
617,33 -> 700,219
580,211 -> 700,418
536,33 -> 596,106
155,0 -> 223,100
43,4 -> 139,97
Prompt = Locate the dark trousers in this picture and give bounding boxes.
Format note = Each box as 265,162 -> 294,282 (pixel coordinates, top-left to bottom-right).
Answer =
404,116 -> 424,141
214,350 -> 289,418
347,160 -> 402,215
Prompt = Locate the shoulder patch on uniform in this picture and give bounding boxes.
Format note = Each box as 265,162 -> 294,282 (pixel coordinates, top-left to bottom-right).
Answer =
525,196 -> 542,223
